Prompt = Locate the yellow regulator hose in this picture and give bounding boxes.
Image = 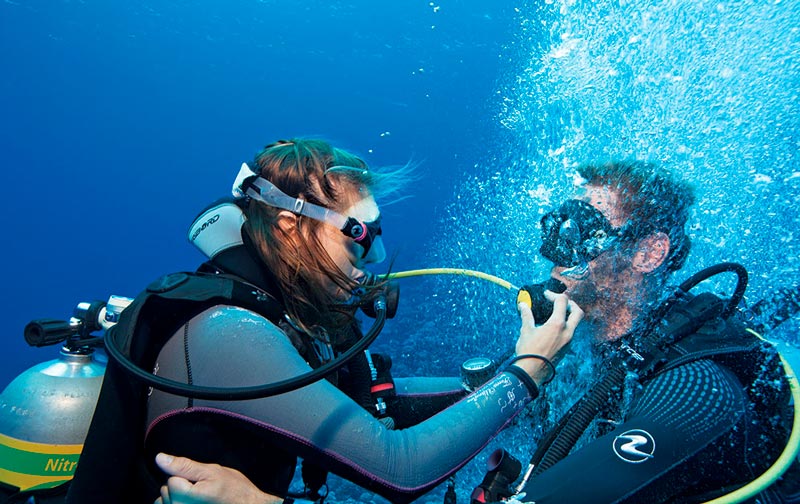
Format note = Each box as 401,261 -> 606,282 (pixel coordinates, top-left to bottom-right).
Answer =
385,267 -> 519,292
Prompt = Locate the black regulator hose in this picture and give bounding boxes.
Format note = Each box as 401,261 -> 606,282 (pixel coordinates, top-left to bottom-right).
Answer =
104,297 -> 388,401
677,262 -> 748,319
529,360 -> 628,476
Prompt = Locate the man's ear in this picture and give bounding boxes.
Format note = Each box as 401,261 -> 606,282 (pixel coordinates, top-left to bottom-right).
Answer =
632,232 -> 670,273
276,211 -> 298,233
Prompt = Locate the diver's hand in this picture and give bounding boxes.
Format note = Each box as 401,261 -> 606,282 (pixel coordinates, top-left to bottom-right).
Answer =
514,291 -> 582,385
153,453 -> 280,504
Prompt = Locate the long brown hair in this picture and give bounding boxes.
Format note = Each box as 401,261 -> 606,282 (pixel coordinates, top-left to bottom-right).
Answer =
243,138 -> 408,339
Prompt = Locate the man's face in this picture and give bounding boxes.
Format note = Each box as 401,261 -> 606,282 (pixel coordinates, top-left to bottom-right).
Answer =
549,184 -> 639,325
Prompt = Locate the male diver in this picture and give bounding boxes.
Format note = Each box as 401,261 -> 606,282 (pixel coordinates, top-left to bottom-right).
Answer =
154,160 -> 798,504
494,160 -> 797,502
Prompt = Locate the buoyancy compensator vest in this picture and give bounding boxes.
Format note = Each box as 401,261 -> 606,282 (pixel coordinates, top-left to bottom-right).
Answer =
64,270 -> 288,503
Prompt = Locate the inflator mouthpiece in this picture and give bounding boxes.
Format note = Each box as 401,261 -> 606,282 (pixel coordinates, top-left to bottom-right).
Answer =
471,448 -> 522,503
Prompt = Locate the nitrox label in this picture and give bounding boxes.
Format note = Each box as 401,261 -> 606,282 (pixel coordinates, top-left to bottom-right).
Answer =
0,432 -> 81,491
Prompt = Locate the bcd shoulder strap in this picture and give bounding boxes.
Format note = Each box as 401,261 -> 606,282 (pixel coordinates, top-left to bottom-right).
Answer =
111,271 -> 285,371
647,292 -> 778,386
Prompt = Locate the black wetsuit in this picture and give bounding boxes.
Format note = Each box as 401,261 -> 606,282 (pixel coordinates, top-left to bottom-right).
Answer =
143,305 -> 537,503
515,305 -> 794,503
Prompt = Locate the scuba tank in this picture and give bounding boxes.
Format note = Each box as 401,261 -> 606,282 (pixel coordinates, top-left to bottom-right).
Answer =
0,349 -> 105,493
0,297 -> 130,500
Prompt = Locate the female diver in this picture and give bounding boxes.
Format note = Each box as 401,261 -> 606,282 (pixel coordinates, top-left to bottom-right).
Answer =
66,138 -> 582,504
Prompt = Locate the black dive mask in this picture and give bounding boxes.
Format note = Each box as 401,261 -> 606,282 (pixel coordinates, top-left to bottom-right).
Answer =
540,199 -> 623,268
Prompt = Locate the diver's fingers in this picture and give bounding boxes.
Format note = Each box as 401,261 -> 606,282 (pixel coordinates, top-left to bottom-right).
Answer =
166,475 -> 195,494
565,299 -> 584,333
518,302 -> 536,327
156,453 -> 219,482
156,484 -> 169,504
543,289 -> 569,307
543,292 -> 569,324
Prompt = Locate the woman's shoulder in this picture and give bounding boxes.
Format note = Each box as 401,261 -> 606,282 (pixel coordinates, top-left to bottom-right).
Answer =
184,304 -> 289,347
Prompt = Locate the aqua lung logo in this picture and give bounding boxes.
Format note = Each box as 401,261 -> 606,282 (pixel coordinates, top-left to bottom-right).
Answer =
191,214 -> 220,241
613,429 -> 655,463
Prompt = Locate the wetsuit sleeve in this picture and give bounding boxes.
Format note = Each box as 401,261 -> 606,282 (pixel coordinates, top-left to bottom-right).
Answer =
388,377 -> 469,428
147,306 -> 536,503
518,359 -> 747,503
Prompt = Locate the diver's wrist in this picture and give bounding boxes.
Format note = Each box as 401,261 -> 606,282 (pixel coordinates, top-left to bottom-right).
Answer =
504,364 -> 539,399
515,360 -> 547,385
509,354 -> 556,386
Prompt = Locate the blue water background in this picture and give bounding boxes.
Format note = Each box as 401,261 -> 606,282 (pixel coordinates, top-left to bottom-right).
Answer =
2,1 -> 798,502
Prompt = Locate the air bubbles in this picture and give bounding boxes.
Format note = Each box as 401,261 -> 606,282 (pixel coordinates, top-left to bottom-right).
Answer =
527,184 -> 554,208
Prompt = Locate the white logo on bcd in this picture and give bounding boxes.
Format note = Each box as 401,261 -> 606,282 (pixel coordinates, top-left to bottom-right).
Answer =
613,429 -> 655,463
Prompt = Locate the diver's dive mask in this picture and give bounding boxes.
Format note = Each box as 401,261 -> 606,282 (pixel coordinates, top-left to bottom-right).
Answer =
233,162 -> 385,263
539,199 -> 623,275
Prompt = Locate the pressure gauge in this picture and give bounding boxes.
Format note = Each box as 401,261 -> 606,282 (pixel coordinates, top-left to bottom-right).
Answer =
460,356 -> 497,391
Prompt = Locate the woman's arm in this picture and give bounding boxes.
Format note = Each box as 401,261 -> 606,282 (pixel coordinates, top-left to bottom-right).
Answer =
147,296 -> 579,502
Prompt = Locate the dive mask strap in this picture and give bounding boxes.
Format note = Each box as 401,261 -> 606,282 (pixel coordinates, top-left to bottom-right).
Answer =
233,162 -> 348,230
232,163 -> 379,257
246,177 -> 348,230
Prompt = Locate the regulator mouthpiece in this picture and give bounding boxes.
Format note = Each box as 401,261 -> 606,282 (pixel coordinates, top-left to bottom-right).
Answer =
517,278 -> 567,323
357,273 -> 400,319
